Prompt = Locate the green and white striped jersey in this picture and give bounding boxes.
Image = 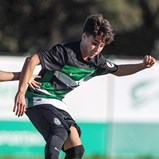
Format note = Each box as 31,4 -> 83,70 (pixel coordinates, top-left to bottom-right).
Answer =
26,41 -> 118,110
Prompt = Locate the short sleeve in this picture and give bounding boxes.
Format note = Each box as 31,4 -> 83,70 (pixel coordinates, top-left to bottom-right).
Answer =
94,55 -> 118,76
37,44 -> 68,71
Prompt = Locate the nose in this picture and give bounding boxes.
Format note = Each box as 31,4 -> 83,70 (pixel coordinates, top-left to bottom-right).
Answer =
94,45 -> 99,51
94,45 -> 100,52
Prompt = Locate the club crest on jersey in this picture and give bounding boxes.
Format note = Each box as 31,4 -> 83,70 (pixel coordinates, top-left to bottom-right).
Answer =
106,61 -> 115,68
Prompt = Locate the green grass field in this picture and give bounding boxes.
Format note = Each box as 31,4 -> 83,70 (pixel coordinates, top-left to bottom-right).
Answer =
0,156 -> 159,159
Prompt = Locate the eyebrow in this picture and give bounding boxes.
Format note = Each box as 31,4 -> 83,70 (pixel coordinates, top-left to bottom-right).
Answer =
94,39 -> 105,45
94,40 -> 99,43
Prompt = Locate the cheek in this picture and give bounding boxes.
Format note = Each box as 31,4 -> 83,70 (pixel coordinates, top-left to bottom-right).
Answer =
99,47 -> 104,52
86,44 -> 94,52
90,45 -> 96,51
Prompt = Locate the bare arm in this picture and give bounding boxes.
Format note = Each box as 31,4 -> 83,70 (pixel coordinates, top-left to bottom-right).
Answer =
0,70 -> 41,89
113,55 -> 156,76
13,54 -> 40,117
0,71 -> 20,82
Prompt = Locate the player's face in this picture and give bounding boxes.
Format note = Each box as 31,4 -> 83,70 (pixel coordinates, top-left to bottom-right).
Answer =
81,33 -> 105,60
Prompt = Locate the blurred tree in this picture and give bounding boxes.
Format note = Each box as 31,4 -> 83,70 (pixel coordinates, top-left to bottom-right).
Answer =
0,0 -> 159,58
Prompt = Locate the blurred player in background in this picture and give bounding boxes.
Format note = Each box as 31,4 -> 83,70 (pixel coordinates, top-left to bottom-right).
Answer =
1,14 -> 155,159
0,70 -> 40,87
0,71 -> 20,81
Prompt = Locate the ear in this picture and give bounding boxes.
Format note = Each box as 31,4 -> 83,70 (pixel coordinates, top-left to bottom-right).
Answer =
82,33 -> 89,40
82,33 -> 86,40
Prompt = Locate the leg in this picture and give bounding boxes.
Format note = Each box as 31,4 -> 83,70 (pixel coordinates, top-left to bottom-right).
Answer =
63,126 -> 84,159
45,127 -> 68,159
64,126 -> 81,149
26,107 -> 68,159
26,107 -> 50,141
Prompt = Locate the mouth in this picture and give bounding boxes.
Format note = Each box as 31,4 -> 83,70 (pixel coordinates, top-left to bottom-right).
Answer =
91,52 -> 97,56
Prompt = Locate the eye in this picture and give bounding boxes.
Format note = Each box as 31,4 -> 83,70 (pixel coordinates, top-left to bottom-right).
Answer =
92,42 -> 98,46
100,44 -> 105,48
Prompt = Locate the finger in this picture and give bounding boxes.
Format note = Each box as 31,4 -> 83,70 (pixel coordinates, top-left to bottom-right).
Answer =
21,105 -> 26,116
146,58 -> 151,66
151,57 -> 156,63
13,104 -> 16,112
34,81 -> 41,85
15,103 -> 21,116
147,56 -> 155,67
150,60 -> 155,67
13,102 -> 18,112
15,105 -> 20,116
33,81 -> 42,87
29,83 -> 35,90
148,55 -> 152,63
33,75 -> 41,79
145,55 -> 153,67
144,55 -> 148,61
18,105 -> 22,117
30,83 -> 40,90
18,104 -> 25,117
144,55 -> 149,64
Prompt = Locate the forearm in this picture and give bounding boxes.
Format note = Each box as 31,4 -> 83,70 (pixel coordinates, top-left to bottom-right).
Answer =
113,55 -> 156,76
114,63 -> 145,76
14,54 -> 40,117
0,71 -> 20,82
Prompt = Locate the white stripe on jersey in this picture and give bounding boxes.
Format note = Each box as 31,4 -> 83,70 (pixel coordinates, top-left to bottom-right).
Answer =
26,97 -> 68,112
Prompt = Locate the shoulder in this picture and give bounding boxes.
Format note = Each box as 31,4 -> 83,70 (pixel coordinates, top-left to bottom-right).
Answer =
50,41 -> 80,54
63,41 -> 81,53
94,54 -> 118,72
93,54 -> 107,66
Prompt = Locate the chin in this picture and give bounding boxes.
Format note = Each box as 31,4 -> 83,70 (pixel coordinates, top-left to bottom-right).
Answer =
90,55 -> 96,58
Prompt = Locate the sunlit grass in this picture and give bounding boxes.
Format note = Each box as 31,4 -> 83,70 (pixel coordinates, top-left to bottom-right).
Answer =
1,156 -> 159,159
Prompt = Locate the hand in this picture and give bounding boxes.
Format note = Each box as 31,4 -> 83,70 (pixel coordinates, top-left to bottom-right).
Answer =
13,91 -> 26,117
143,55 -> 156,68
28,75 -> 41,90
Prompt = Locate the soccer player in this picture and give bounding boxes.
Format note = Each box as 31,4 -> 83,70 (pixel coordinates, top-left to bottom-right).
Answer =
13,14 -> 155,159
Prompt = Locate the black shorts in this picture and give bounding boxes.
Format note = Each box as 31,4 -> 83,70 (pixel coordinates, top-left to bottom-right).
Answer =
25,104 -> 81,142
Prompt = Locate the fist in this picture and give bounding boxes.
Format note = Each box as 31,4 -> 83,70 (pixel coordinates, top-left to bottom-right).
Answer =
143,55 -> 156,68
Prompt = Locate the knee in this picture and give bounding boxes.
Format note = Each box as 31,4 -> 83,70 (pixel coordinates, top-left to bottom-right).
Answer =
64,145 -> 84,159
45,129 -> 68,159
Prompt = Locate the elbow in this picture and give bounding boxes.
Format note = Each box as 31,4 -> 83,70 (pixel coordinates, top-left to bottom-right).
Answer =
113,72 -> 122,77
113,68 -> 122,76
25,55 -> 34,64
112,65 -> 124,76
25,54 -> 40,66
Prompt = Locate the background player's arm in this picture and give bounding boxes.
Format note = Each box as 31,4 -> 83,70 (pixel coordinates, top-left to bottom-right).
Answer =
13,54 -> 41,117
0,71 -> 20,81
0,70 -> 41,89
113,55 -> 155,76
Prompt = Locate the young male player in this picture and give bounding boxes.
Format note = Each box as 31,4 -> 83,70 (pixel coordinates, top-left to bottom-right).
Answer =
12,14 -> 155,159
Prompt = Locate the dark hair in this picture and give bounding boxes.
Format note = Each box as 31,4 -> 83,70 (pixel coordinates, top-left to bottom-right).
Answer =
82,14 -> 114,44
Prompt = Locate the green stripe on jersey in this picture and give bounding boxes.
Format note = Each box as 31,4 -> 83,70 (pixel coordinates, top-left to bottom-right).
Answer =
61,65 -> 95,81
38,70 -> 55,82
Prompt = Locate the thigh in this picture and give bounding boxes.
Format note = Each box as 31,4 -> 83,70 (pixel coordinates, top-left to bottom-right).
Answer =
26,107 -> 51,141
26,106 -> 68,142
63,126 -> 82,150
